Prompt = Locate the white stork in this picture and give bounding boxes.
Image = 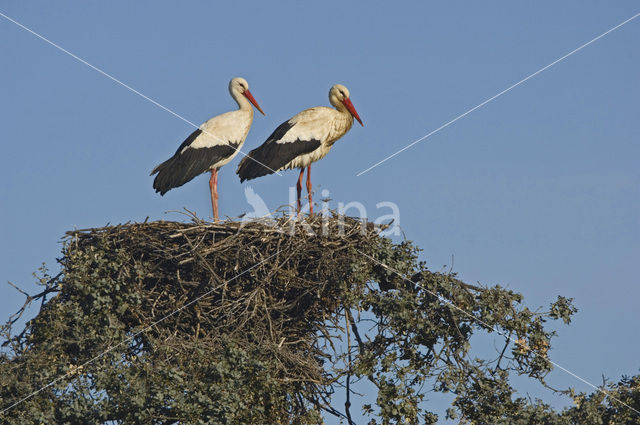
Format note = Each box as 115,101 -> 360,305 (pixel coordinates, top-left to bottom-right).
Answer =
151,77 -> 264,222
236,84 -> 362,214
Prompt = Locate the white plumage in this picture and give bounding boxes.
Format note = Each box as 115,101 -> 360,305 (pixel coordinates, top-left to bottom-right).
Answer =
151,77 -> 264,221
237,84 -> 362,214
186,110 -> 253,161
275,107 -> 354,170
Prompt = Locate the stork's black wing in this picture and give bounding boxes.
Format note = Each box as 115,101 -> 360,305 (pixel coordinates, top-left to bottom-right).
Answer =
151,129 -> 239,195
236,120 -> 321,182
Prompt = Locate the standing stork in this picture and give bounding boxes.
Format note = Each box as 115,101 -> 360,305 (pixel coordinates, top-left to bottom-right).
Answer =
236,84 -> 362,214
151,77 -> 264,222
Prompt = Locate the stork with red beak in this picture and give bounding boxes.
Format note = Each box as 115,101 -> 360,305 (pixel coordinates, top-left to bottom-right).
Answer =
236,84 -> 362,214
151,77 -> 264,222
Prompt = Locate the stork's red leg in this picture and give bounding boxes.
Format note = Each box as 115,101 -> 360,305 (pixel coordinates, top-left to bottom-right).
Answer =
209,168 -> 219,222
306,164 -> 313,215
296,168 -> 304,214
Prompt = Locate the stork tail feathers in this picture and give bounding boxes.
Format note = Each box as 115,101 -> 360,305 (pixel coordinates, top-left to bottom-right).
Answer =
151,157 -> 181,195
151,142 -> 240,195
236,154 -> 271,182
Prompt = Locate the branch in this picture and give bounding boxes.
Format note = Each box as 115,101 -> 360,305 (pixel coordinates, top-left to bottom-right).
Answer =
344,309 -> 355,425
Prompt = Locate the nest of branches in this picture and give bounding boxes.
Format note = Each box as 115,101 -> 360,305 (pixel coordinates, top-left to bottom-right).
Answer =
2,212 -> 581,424
59,214 -> 382,387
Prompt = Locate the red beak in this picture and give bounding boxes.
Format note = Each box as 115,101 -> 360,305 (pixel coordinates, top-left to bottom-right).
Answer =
243,89 -> 265,115
342,97 -> 363,126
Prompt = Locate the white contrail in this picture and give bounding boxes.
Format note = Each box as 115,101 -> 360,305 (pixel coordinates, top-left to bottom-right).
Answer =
357,12 -> 640,176
0,10 -> 282,175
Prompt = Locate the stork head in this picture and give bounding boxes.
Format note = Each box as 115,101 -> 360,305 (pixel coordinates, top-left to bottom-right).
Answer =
229,77 -> 265,115
329,84 -> 363,126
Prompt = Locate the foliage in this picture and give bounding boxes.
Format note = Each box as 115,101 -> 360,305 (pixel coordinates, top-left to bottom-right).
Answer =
0,215 -> 638,424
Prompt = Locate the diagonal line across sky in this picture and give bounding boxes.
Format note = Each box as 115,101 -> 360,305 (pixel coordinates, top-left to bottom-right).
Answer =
356,250 -> 640,417
2,5 -> 639,419
0,10 -> 283,176
356,11 -> 640,176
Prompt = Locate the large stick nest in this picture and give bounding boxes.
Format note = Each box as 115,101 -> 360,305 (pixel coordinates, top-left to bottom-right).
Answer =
2,213 -> 583,423
60,214 -> 384,388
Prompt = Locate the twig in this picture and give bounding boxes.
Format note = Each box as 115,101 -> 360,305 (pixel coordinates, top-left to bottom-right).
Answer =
344,308 -> 355,425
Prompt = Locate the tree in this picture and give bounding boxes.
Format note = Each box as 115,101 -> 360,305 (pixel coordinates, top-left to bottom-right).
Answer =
1,216 -> 638,424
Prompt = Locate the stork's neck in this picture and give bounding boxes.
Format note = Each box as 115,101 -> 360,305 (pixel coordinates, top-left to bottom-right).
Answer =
332,101 -> 353,125
231,90 -> 253,112
326,108 -> 353,146
330,96 -> 348,114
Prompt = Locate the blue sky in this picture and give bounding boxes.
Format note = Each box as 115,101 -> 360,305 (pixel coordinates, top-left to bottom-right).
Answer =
1,1 -> 639,422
